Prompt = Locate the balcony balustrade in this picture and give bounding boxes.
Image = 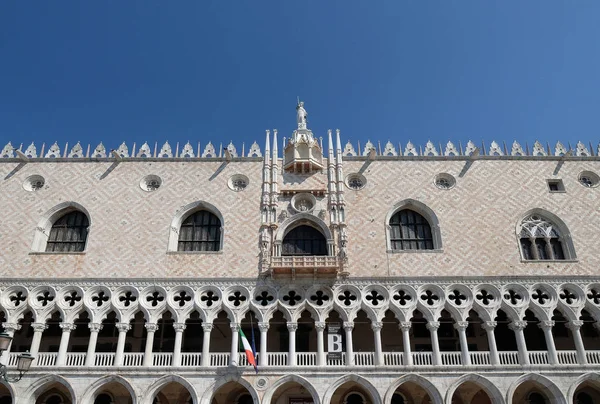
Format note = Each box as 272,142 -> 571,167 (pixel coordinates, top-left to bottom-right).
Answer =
8,350 -> 600,369
270,255 -> 340,278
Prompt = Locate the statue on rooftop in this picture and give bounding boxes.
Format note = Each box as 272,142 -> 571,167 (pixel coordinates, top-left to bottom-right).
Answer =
296,99 -> 308,128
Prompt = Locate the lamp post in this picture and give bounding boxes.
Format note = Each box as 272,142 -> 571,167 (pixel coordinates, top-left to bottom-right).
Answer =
0,332 -> 35,382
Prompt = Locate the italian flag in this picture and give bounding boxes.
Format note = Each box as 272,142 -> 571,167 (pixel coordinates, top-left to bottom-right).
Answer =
239,328 -> 258,373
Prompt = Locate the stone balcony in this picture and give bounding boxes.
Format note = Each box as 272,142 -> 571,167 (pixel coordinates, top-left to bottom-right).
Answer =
270,255 -> 341,278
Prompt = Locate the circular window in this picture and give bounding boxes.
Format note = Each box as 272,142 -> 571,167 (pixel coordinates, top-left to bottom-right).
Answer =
140,175 -> 162,192
434,173 -> 456,190
578,171 -> 600,188
23,175 -> 45,192
345,173 -> 366,190
228,174 -> 249,191
291,193 -> 316,213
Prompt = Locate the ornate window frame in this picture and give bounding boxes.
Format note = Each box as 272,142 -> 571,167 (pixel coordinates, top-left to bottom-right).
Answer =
516,208 -> 576,262
31,201 -> 91,253
167,201 -> 225,253
273,213 -> 334,257
385,199 -> 442,252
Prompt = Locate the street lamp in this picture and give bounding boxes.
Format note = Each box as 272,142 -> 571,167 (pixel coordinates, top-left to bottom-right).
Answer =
0,332 -> 35,382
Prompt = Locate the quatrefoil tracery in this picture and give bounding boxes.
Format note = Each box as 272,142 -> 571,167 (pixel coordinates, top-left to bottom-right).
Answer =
587,289 -> 600,305
92,291 -> 109,307
256,291 -> 274,307
283,290 -> 302,306
476,290 -> 494,306
393,290 -> 412,306
365,290 -> 384,306
228,291 -> 247,307
201,290 -> 219,307
448,289 -> 467,306
310,291 -> 330,306
174,291 -> 192,307
146,291 -> 164,307
64,291 -> 82,307
10,291 -> 27,307
559,289 -> 577,305
37,291 -> 54,307
119,291 -> 137,307
420,290 -> 439,306
338,290 -> 357,306
504,289 -> 522,306
532,289 -> 550,305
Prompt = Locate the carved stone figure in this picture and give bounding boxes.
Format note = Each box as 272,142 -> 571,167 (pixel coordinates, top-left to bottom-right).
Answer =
296,101 -> 308,127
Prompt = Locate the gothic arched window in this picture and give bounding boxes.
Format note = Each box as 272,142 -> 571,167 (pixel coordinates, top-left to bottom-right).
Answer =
527,391 -> 546,404
282,225 -> 327,256
518,214 -> 570,260
178,210 -> 221,252
46,211 -> 89,252
389,209 -> 434,251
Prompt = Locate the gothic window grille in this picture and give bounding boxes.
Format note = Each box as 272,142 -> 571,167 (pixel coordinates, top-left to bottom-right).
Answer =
282,225 -> 327,256
46,211 -> 89,252
519,215 -> 567,260
178,210 -> 221,252
389,209 -> 434,250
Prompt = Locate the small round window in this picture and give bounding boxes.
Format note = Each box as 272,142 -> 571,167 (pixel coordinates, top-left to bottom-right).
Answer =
140,175 -> 162,192
23,175 -> 45,192
345,173 -> 366,190
578,171 -> 600,188
228,174 -> 249,191
434,173 -> 456,190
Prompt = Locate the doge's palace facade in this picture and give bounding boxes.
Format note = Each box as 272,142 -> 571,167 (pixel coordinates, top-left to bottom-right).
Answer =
1,104 -> 600,404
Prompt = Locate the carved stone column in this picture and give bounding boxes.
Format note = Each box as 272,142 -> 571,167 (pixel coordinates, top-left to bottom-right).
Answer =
201,323 -> 213,366
426,321 -> 442,366
172,323 -> 186,367
482,321 -> 500,365
56,323 -> 76,366
85,323 -> 103,366
315,322 -> 326,366
29,323 -> 48,358
509,320 -> 530,365
567,320 -> 587,365
539,320 -> 558,365
114,323 -> 131,366
455,321 -> 471,366
143,323 -> 159,367
230,323 -> 240,366
400,322 -> 413,366
258,322 -> 269,367
287,322 -> 298,366
343,322 -> 354,367
371,322 -> 384,366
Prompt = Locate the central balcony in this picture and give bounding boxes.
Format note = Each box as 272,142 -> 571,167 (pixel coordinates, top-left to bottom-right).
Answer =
270,255 -> 340,278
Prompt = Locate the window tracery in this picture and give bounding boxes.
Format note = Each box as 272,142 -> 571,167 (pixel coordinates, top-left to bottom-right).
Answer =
518,215 -> 568,261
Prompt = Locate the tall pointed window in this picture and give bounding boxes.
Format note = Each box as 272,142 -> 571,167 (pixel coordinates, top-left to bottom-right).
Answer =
519,214 -> 568,260
46,211 -> 89,252
389,209 -> 433,250
178,210 -> 221,252
282,225 -> 327,256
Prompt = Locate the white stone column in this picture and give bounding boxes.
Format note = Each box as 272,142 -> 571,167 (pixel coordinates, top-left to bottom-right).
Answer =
56,323 -> 76,366
371,321 -> 384,366
84,323 -> 103,366
29,323 -> 48,358
539,320 -> 558,365
344,321 -> 354,366
201,323 -> 213,366
509,320 -> 530,365
482,321 -> 500,365
172,323 -> 186,367
143,323 -> 159,367
315,322 -> 326,366
114,323 -> 131,366
427,321 -> 442,366
258,322 -> 269,367
567,320 -> 588,365
230,323 -> 240,366
400,322 -> 413,366
0,323 -> 20,364
287,322 -> 297,366
455,321 -> 471,366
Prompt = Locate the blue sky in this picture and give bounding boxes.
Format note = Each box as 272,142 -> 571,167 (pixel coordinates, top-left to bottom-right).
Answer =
1,1 -> 599,154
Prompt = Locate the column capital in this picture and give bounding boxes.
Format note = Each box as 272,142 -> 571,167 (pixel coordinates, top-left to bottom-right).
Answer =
426,321 -> 440,331
32,322 -> 49,332
538,320 -> 555,330
566,320 -> 584,330
509,320 -> 527,331
173,323 -> 187,332
258,322 -> 270,332
343,321 -> 354,331
202,323 -> 214,332
145,323 -> 159,333
399,321 -> 412,331
88,323 -> 103,333
230,323 -> 240,332
59,322 -> 76,332
315,322 -> 326,332
371,322 -> 383,332
287,322 -> 298,332
2,323 -> 21,333
454,321 -> 469,331
116,322 -> 132,332
482,321 -> 497,331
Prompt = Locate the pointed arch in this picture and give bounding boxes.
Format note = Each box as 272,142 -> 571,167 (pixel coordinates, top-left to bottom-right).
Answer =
567,373 -> 600,404
32,201 -> 91,252
0,382 -> 15,404
507,373 -> 566,404
445,374 -> 504,404
262,374 -> 321,404
143,374 -> 199,404
167,201 -> 224,252
383,374 -> 443,404
274,213 -> 334,256
80,375 -> 138,404
516,208 -> 576,260
24,374 -> 77,404
199,375 -> 259,404
323,374 -> 382,404
385,199 -> 442,251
